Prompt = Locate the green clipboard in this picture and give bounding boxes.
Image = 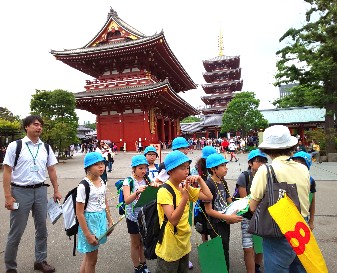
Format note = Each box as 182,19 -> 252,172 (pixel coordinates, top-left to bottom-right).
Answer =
134,186 -> 159,208
253,235 -> 263,254
197,236 -> 228,273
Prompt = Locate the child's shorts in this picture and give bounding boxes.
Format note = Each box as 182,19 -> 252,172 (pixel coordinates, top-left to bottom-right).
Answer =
126,218 -> 140,234
241,218 -> 253,249
77,210 -> 108,253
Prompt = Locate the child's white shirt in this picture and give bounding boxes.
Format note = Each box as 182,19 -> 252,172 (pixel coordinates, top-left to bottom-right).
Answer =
76,177 -> 106,212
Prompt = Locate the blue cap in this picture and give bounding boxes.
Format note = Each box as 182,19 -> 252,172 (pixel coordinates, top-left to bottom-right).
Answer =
164,150 -> 192,172
291,151 -> 312,169
172,137 -> 189,150
144,146 -> 158,156
206,153 -> 229,169
201,146 -> 217,159
247,149 -> 268,162
131,155 -> 149,167
84,152 -> 105,169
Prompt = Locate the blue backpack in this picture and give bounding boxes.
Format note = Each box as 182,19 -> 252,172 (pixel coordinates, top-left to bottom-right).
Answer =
115,177 -> 134,215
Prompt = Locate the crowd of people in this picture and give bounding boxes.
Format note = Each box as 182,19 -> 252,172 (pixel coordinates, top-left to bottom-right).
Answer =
1,115 -> 318,273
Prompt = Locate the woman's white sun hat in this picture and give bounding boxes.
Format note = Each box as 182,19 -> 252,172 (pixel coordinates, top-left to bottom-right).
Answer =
258,125 -> 298,149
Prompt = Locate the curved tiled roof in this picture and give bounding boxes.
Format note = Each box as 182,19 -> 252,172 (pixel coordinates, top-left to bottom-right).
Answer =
75,80 -> 198,116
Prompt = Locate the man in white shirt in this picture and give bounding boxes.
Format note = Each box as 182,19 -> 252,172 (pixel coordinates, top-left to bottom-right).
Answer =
3,115 -> 62,273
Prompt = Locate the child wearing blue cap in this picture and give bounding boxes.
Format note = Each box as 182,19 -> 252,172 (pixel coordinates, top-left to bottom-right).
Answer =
144,146 -> 159,182
235,149 -> 267,273
155,150 -> 213,273
123,155 -> 159,273
76,152 -> 113,273
291,151 -> 316,230
191,146 -> 217,243
204,153 -> 243,272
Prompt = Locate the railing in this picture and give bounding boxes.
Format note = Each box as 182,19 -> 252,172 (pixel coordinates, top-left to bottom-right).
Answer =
84,75 -> 155,91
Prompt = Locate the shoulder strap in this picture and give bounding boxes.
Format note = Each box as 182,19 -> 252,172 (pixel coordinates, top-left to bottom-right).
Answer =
44,143 -> 50,155
161,183 -> 176,209
79,180 -> 90,210
127,177 -> 134,192
243,171 -> 251,195
161,183 -> 177,234
14,139 -> 22,168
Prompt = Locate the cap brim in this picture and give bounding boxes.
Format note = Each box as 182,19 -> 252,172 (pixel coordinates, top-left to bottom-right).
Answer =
258,136 -> 298,149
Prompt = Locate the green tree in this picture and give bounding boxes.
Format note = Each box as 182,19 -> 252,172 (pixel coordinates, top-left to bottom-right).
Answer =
181,116 -> 201,123
30,89 -> 79,158
274,0 -> 337,153
0,107 -> 20,122
221,92 -> 268,136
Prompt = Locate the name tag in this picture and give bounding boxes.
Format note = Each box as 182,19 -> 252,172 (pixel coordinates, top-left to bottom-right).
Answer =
30,165 -> 39,172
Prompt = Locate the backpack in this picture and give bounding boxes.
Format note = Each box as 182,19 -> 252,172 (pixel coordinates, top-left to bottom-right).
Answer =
62,179 -> 90,256
115,175 -> 152,215
137,183 -> 177,260
115,177 -> 134,215
232,171 -> 250,201
14,139 -> 50,168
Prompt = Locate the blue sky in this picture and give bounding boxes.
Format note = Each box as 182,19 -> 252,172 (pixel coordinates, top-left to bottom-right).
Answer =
0,0 -> 309,123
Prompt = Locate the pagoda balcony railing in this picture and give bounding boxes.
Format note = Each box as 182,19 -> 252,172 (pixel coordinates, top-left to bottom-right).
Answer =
84,75 -> 155,91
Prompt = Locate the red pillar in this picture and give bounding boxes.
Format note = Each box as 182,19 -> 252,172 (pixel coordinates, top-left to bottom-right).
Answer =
161,118 -> 165,143
96,115 -> 101,140
168,119 -> 172,142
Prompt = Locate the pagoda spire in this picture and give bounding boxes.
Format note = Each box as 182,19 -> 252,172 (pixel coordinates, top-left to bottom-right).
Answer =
218,29 -> 224,56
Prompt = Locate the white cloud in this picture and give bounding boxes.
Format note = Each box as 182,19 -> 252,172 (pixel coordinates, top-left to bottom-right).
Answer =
0,0 -> 309,123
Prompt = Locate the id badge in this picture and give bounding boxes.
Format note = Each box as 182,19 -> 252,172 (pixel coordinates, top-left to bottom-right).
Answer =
30,165 -> 39,172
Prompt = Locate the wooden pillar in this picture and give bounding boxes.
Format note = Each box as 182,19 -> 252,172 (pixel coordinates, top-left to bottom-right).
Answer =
120,112 -> 124,149
96,115 -> 101,140
161,118 -> 165,143
299,124 -> 305,143
205,130 -> 209,139
168,119 -> 172,142
172,120 -> 176,139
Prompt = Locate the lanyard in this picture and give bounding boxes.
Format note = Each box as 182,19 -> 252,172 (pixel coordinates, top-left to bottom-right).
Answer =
26,142 -> 40,165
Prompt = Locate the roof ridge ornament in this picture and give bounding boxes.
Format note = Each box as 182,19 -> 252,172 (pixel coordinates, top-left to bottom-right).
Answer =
218,29 -> 224,56
108,7 -> 118,19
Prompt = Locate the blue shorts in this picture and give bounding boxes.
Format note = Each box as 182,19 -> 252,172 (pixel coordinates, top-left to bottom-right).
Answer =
241,218 -> 253,248
77,210 -> 108,253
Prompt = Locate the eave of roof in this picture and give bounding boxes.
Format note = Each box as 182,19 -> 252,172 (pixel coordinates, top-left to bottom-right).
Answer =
75,80 -> 198,115
260,107 -> 326,124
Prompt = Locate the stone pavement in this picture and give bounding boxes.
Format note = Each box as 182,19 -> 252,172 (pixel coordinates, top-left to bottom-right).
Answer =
0,150 -> 336,273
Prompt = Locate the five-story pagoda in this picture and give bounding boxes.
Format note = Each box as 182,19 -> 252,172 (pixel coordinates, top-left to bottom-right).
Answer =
201,32 -> 243,115
51,8 -> 197,150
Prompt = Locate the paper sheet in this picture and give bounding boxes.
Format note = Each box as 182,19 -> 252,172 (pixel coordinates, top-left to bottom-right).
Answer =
47,198 -> 62,225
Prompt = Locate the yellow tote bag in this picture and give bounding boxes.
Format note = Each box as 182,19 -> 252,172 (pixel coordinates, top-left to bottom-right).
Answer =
268,195 -> 328,273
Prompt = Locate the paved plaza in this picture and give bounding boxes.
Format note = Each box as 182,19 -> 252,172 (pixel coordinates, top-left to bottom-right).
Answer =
0,150 -> 336,272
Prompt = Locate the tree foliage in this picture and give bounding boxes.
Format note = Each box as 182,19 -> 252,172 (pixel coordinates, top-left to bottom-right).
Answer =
221,92 -> 268,136
30,89 -> 79,157
0,107 -> 20,122
181,116 -> 201,123
274,0 -> 337,152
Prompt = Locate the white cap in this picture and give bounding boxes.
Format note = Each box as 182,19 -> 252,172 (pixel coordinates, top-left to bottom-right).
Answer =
259,125 -> 298,149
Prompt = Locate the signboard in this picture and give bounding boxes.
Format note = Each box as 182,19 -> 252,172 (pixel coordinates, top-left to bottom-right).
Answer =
150,143 -> 162,163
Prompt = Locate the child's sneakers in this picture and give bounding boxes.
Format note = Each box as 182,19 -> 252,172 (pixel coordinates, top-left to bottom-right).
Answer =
189,261 -> 193,269
134,265 -> 143,273
140,263 -> 151,273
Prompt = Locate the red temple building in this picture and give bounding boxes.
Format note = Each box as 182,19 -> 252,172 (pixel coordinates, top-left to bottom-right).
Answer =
51,8 -> 197,150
